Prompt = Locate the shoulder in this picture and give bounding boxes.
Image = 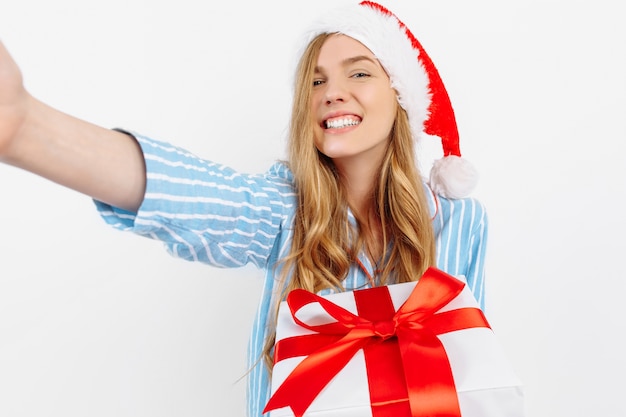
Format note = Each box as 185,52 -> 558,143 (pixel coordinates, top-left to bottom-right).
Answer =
425,183 -> 488,231
265,161 -> 296,188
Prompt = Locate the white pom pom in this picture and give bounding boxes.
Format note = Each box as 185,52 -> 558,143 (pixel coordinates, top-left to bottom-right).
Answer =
428,155 -> 479,199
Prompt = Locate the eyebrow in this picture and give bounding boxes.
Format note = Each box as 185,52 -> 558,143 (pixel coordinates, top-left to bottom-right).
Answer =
314,55 -> 379,73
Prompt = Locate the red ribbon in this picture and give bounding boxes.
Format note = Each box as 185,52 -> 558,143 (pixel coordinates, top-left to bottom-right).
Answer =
263,267 -> 490,417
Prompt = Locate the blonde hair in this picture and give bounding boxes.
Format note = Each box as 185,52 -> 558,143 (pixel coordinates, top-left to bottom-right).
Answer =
262,33 -> 436,372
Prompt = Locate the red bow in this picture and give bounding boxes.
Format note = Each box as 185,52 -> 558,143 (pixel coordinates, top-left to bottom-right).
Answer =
263,267 -> 490,417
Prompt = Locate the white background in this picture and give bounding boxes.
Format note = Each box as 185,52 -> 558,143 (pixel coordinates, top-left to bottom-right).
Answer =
0,0 -> 624,416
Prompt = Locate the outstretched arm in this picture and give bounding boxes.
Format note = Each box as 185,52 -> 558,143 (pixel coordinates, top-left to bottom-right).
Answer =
0,41 -> 146,212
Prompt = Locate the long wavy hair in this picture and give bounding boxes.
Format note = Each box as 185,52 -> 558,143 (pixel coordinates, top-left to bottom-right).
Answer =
262,33 -> 436,372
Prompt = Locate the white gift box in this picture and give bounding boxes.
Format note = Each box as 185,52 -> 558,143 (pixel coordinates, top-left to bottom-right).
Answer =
264,268 -> 524,417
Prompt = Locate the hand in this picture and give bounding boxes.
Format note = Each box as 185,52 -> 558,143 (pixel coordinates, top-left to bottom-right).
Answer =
0,41 -> 28,159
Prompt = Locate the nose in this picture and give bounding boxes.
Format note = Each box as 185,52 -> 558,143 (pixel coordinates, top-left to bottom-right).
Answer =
324,77 -> 348,105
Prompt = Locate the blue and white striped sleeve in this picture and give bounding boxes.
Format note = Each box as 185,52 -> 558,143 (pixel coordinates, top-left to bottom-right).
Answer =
433,195 -> 489,310
93,132 -> 296,269
462,198 -> 488,309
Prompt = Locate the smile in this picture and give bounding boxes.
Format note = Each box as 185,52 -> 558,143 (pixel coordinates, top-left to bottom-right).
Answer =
324,117 -> 361,129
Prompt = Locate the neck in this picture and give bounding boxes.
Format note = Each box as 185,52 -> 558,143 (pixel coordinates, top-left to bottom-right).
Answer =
336,162 -> 385,267
335,159 -> 378,216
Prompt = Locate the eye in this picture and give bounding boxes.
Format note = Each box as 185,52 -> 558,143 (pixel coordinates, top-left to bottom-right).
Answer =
352,72 -> 370,79
313,79 -> 325,86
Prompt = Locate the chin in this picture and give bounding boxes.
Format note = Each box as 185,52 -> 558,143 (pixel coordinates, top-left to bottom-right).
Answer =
317,146 -> 352,160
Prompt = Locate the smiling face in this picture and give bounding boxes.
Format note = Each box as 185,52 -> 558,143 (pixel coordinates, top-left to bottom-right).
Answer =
311,34 -> 398,171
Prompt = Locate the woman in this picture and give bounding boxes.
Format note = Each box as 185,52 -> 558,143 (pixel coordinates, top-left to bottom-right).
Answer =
0,1 -> 487,416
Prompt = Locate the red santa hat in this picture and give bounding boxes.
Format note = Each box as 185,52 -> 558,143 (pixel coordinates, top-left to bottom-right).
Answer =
301,1 -> 478,199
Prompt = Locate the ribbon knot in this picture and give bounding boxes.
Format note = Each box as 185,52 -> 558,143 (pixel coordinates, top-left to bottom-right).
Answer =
372,320 -> 396,340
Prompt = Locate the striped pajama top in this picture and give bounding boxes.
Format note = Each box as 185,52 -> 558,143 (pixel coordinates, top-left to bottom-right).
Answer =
94,132 -> 488,417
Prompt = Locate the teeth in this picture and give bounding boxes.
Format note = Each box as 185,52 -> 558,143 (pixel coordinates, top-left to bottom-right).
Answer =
325,118 -> 360,129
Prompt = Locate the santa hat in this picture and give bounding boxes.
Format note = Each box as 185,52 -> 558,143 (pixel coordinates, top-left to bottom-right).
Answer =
301,1 -> 478,199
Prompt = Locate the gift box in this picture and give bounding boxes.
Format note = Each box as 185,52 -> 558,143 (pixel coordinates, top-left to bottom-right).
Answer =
263,267 -> 524,417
